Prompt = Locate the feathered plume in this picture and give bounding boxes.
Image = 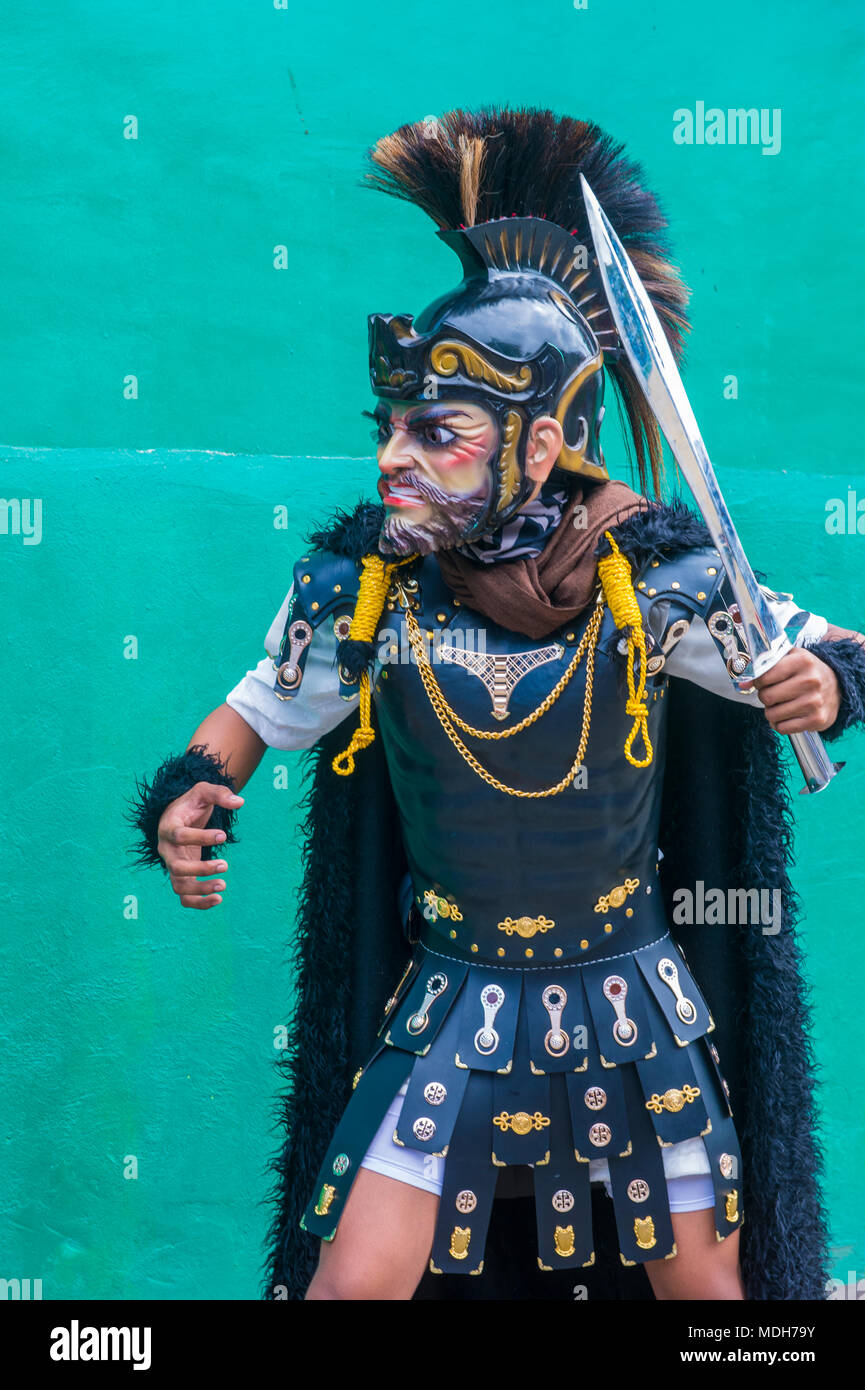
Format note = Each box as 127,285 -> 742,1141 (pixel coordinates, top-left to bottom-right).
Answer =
365,106 -> 691,496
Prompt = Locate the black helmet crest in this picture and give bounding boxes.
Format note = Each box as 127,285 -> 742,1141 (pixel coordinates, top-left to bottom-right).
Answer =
366,106 -> 690,524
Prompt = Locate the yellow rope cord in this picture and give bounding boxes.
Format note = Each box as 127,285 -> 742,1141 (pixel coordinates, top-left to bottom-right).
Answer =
332,553 -> 417,775
596,530 -> 653,768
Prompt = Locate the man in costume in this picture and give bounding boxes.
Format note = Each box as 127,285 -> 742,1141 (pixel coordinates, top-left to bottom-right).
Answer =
128,109 -> 865,1301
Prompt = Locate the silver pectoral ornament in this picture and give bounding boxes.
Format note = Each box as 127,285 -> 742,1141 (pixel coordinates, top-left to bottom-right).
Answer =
437,642 -> 565,721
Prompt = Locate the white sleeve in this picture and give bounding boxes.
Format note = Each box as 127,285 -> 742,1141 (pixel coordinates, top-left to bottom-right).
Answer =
224,586 -> 359,750
663,588 -> 830,705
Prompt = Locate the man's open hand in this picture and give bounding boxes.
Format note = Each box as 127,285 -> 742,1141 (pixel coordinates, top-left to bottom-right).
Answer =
157,782 -> 244,910
740,648 -> 840,734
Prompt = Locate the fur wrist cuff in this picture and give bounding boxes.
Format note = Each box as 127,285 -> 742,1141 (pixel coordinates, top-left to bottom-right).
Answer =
808,637 -> 865,742
125,744 -> 239,870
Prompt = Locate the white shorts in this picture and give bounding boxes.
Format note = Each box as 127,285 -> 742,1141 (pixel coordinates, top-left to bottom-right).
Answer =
359,1082 -> 716,1213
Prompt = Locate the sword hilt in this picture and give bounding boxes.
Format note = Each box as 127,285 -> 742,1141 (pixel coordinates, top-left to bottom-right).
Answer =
733,642 -> 844,795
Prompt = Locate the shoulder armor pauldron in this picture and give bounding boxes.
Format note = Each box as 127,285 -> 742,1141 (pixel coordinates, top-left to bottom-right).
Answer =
410,555 -> 463,631
272,550 -> 362,701
632,545 -> 727,675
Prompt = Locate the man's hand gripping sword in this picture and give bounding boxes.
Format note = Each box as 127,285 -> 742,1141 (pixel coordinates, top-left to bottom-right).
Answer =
581,174 -> 843,794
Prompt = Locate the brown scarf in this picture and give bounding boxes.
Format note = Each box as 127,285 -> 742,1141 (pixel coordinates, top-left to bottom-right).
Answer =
436,481 -> 651,639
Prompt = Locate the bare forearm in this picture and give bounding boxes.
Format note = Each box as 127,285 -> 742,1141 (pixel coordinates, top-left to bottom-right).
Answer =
823,623 -> 865,647
186,702 -> 267,790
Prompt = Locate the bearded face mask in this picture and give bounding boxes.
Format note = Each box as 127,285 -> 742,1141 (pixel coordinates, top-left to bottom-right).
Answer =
371,399 -> 496,556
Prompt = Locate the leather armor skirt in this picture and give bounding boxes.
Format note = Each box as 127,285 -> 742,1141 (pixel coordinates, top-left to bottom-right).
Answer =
301,903 -> 744,1275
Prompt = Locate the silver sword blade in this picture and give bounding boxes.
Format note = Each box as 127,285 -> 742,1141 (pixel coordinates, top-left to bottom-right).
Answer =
580,173 -> 841,794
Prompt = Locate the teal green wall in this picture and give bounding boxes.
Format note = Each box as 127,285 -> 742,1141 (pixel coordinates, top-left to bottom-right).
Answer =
2,0 -> 863,1299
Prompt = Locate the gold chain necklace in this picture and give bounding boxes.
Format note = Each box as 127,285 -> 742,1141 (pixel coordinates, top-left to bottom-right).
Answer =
403,598 -> 601,739
401,597 -> 604,798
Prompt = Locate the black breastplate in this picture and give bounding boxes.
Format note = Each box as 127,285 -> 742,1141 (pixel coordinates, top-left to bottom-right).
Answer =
373,555 -> 670,967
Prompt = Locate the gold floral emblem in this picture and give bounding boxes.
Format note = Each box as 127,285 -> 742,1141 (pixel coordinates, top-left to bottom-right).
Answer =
493,1110 -> 550,1135
423,889 -> 463,923
645,1084 -> 701,1114
497,915 -> 555,939
594,878 -> 640,913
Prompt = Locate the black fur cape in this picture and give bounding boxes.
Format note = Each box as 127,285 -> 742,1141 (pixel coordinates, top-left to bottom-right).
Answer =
261,498 -> 865,1301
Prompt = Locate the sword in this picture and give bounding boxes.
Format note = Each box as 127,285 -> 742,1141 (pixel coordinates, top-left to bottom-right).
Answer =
580,173 -> 843,794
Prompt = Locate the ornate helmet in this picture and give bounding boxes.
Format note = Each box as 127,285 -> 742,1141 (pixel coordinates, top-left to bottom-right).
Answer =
366,107 -> 690,540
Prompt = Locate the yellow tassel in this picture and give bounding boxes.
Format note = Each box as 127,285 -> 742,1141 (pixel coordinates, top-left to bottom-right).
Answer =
332,553 -> 417,775
597,531 -> 653,768
332,670 -> 376,776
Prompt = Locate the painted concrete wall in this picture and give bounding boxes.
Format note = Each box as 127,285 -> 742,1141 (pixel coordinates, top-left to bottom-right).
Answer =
2,0 -> 863,1298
